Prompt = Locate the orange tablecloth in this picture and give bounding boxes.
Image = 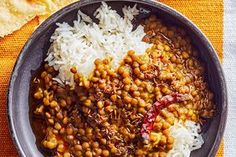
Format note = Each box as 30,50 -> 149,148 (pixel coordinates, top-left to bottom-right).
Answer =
0,0 -> 224,156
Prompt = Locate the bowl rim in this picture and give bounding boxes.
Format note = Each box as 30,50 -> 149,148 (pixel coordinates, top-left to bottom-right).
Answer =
7,0 -> 228,156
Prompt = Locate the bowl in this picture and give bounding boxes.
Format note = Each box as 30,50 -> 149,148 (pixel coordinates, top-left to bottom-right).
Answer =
7,0 -> 227,156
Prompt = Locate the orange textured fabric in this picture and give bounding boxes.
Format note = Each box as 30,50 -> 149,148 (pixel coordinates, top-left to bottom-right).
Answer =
0,17 -> 39,157
0,0 -> 224,156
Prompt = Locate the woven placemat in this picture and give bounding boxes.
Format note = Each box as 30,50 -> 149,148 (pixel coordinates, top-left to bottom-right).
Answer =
0,0 -> 224,156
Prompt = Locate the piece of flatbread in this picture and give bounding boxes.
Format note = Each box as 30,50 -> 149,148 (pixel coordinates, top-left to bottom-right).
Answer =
0,0 -> 78,37
0,0 -> 45,37
35,0 -> 78,22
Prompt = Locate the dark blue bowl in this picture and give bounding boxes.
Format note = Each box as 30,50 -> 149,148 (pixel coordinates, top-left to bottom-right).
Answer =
7,0 -> 227,156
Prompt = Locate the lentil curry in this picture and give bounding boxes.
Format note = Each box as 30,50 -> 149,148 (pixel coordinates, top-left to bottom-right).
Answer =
30,15 -> 215,157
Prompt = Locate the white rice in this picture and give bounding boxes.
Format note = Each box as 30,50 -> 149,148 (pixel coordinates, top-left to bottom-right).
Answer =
167,120 -> 204,157
45,2 -> 150,86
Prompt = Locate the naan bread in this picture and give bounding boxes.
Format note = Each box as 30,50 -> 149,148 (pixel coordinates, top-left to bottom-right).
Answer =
0,0 -> 78,37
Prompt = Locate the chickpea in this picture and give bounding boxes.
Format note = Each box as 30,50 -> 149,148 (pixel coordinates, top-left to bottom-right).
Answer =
122,71 -> 130,78
124,56 -> 132,63
34,90 -> 43,99
59,99 -> 67,107
123,78 -> 131,84
92,142 -> 99,148
134,79 -> 141,86
131,98 -> 138,106
118,66 -> 125,74
167,136 -> 174,144
182,51 -> 189,59
166,117 -> 174,125
170,55 -> 177,63
109,147 -> 116,154
91,77 -> 99,82
157,44 -> 164,51
66,127 -> 73,135
67,135 -> 74,141
78,128 -> 85,136
130,84 -> 138,91
133,61 -> 139,68
140,64 -> 148,71
41,71 -> 47,78
167,144 -> 173,150
138,107 -> 146,114
110,94 -> 117,102
133,68 -> 141,76
127,50 -> 135,56
133,91 -> 140,97
63,152 -> 71,157
75,151 -> 82,156
140,93 -> 148,100
101,71 -> 107,79
124,84 -> 130,91
164,45 -> 170,51
180,114 -> 186,121
149,133 -> 159,142
84,99 -> 92,107
43,98 -> 50,106
57,144 -> 65,153
95,148 -> 102,156
191,90 -> 198,96
129,133 -> 136,139
136,149 -> 144,155
99,83 -> 106,89
159,152 -> 167,157
97,101 -> 104,109
85,151 -> 93,157
138,73 -> 145,79
70,67 -> 77,73
100,138 -> 107,145
94,59 -> 102,65
48,118 -> 54,125
57,112 -> 64,119
138,99 -> 146,107
82,142 -> 90,149
159,135 -> 167,145
75,144 -> 82,151
62,117 -> 68,125
124,96 -> 132,103
154,122 -> 163,131
146,84 -> 154,93
152,152 -> 159,157
162,121 -> 171,130
102,150 -> 109,157
45,138 -> 58,149
86,127 -> 93,134
54,122 -> 62,130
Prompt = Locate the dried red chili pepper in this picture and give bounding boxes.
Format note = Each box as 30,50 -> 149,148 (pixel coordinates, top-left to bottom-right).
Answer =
141,93 -> 184,141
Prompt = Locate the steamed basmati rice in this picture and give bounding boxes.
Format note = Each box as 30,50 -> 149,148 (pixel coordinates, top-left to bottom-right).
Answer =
167,120 -> 204,157
45,2 -> 150,86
